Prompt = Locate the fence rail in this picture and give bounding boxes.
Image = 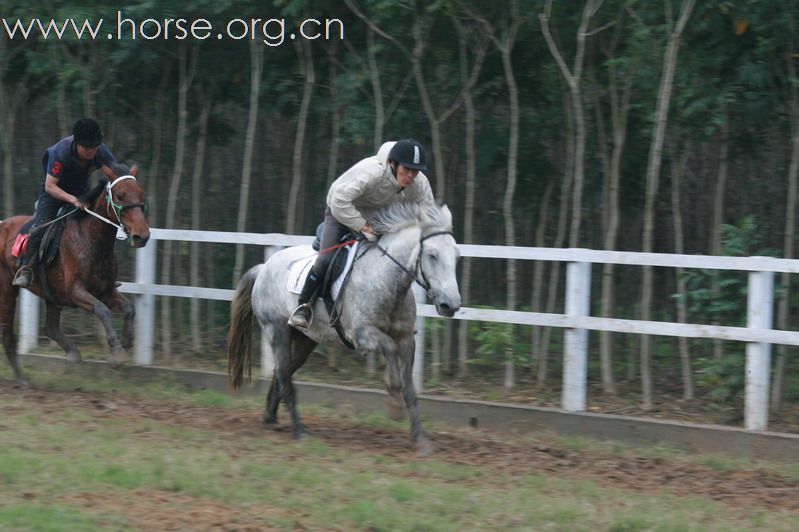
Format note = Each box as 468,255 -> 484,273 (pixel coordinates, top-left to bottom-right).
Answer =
17,227 -> 797,431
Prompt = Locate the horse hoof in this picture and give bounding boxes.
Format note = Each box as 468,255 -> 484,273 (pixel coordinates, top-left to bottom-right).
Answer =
293,427 -> 309,440
66,351 -> 82,364
386,399 -> 406,421
13,378 -> 30,389
263,416 -> 278,425
108,350 -> 127,368
414,438 -> 433,456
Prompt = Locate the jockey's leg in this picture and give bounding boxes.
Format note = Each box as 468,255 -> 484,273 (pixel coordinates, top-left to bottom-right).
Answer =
44,302 -> 81,363
288,209 -> 350,329
12,197 -> 62,288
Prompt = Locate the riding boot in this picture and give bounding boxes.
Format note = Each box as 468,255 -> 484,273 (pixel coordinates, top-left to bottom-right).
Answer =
288,272 -> 321,329
12,235 -> 38,288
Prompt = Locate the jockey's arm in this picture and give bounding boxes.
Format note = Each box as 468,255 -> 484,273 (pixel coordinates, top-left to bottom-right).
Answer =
44,174 -> 86,209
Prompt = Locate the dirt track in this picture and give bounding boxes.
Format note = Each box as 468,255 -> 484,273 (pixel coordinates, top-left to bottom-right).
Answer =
3,381 -> 799,522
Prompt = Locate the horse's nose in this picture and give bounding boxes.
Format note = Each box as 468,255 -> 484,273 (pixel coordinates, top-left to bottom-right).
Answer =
436,299 -> 460,318
131,232 -> 150,248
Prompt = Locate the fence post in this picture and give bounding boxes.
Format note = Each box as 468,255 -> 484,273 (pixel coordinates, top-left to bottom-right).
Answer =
413,284 -> 426,393
18,289 -> 39,354
260,246 -> 279,378
134,240 -> 156,365
745,270 -> 774,431
562,261 -> 591,411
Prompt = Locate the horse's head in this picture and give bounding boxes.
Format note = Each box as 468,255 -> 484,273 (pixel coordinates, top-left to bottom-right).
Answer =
102,163 -> 151,248
419,204 -> 461,318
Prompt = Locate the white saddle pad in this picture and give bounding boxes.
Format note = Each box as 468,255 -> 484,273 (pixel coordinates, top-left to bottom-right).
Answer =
287,242 -> 359,301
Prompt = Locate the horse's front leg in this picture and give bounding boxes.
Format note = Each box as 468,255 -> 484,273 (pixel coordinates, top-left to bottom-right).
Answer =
44,302 -> 82,363
354,326 -> 428,452
395,336 -> 430,454
105,290 -> 135,350
71,285 -> 127,367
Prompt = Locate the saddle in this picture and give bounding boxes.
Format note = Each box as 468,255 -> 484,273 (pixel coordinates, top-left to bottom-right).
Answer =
38,207 -> 72,268
288,231 -> 361,347
29,207 -> 81,304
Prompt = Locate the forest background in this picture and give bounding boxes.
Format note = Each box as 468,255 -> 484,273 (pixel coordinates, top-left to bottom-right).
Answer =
2,0 -> 798,419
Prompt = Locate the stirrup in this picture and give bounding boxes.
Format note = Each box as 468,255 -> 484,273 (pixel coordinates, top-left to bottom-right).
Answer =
288,304 -> 313,329
12,266 -> 33,287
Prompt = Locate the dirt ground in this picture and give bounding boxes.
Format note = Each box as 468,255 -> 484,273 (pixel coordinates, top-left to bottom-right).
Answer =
2,381 -> 799,531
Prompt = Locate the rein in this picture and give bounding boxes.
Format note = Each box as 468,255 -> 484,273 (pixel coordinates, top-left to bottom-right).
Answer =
373,230 -> 453,295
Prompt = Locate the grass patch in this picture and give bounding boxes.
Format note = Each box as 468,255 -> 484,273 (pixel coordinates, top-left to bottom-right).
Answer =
2,364 -> 799,530
0,504 -> 107,532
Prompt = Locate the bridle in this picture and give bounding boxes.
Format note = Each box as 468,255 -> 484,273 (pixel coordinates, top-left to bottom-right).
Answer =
373,230 -> 454,297
83,175 -> 147,240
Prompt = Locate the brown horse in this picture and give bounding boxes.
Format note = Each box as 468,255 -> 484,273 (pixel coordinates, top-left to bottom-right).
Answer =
0,163 -> 150,385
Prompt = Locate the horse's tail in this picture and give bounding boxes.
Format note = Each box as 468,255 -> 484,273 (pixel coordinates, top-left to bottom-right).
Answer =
227,264 -> 264,390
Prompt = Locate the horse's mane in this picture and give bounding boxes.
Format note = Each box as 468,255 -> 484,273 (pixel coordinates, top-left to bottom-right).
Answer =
78,163 -> 133,206
79,179 -> 108,206
371,203 -> 452,235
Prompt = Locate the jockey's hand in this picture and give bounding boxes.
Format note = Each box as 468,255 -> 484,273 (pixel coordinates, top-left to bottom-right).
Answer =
360,224 -> 377,242
71,196 -> 87,210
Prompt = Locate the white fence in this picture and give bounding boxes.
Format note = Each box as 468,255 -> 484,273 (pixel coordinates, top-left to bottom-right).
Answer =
17,228 -> 799,432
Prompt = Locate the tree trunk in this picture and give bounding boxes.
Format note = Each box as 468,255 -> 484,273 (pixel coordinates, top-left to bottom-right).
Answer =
598,18 -> 637,395
233,41 -> 264,284
367,28 -> 384,152
671,141 -> 694,400
500,42 -> 520,390
639,0 -> 694,411
709,106 -> 729,360
0,40 -> 29,218
540,0 -> 602,249
161,43 -> 199,357
146,61 -> 173,228
773,45 -> 799,409
286,38 -> 315,235
538,97 -> 575,386
531,181 -> 554,374
455,22 -> 480,377
190,93 -> 212,353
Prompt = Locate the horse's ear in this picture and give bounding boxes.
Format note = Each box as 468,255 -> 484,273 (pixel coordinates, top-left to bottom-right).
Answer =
130,164 -> 139,177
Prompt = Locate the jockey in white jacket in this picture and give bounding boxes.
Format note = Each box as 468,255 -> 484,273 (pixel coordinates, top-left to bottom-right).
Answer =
289,139 -> 435,330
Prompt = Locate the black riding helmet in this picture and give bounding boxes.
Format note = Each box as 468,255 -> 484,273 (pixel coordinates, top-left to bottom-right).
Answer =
72,118 -> 103,148
388,139 -> 428,171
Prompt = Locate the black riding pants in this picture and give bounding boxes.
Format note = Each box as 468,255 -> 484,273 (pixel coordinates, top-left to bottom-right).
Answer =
18,194 -> 68,264
298,208 -> 351,304
312,208 -> 352,277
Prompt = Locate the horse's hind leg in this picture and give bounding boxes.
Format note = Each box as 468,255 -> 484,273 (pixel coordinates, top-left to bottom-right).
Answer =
265,326 -> 316,438
0,284 -> 26,387
44,303 -> 81,363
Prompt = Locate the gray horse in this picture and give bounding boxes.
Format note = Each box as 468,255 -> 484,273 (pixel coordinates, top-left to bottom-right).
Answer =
227,203 -> 461,451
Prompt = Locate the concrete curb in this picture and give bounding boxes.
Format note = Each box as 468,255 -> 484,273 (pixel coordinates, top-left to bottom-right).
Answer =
19,353 -> 799,461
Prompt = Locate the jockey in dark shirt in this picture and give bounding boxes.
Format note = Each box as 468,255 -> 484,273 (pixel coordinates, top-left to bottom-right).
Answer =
12,118 -> 118,288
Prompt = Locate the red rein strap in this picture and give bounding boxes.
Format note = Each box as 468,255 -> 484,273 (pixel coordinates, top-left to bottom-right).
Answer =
319,239 -> 357,254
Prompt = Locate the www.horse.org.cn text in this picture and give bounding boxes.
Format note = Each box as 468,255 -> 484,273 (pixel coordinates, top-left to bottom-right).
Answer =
2,11 -> 346,47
